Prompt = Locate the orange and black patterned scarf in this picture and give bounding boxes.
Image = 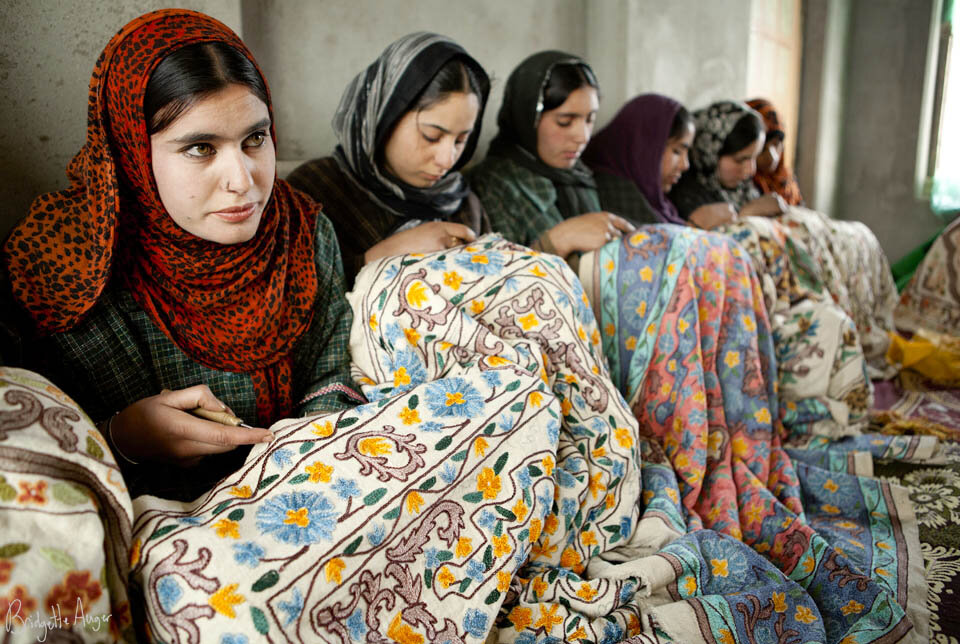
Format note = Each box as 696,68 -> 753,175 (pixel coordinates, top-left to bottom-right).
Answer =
2,9 -> 319,423
746,98 -> 804,206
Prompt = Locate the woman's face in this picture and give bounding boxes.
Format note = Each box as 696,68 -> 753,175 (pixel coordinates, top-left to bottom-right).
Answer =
150,83 -> 275,244
660,122 -> 694,194
716,134 -> 764,189
536,85 -> 599,169
382,91 -> 480,188
757,137 -> 783,174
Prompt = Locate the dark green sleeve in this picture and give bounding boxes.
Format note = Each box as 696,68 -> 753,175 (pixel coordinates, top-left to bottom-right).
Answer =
667,171 -> 718,220
594,172 -> 661,226
294,213 -> 364,416
468,159 -> 564,247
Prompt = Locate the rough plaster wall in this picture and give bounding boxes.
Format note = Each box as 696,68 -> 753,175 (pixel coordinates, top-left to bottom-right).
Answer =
240,0 -> 586,174
796,0 -> 851,215
0,0 -> 241,239
608,1 -> 753,116
835,0 -> 942,260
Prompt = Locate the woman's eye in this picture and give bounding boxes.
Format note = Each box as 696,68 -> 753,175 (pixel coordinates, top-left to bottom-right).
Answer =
244,131 -> 267,147
184,143 -> 214,158
421,133 -> 441,143
556,119 -> 573,128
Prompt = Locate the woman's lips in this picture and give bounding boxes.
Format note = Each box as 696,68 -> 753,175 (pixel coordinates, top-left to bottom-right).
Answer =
212,202 -> 258,223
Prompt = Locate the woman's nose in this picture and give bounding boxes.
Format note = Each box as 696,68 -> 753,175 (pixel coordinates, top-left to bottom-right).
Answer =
435,140 -> 458,171
223,149 -> 254,194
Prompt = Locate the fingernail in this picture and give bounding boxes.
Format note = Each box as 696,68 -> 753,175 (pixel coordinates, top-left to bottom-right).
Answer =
262,433 -> 275,443
220,402 -> 227,410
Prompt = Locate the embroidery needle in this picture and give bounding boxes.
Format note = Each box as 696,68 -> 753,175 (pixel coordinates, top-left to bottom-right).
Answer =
189,407 -> 254,428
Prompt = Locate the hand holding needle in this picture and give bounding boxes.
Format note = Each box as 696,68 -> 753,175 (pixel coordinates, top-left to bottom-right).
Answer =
188,407 -> 255,428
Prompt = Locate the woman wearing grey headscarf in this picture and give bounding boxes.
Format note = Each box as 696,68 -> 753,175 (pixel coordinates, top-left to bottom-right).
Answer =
288,32 -> 491,286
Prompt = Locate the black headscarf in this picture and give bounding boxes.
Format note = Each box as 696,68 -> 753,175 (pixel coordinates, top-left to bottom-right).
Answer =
487,50 -> 599,219
332,32 -> 490,221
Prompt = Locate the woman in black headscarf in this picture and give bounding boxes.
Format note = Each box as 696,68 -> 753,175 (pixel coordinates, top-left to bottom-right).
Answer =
287,32 -> 491,287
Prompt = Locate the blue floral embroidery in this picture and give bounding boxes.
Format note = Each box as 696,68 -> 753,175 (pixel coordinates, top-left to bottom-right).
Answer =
546,419 -> 560,444
424,547 -> 440,569
482,370 -> 502,388
466,559 -> 485,581
424,377 -> 484,418
384,323 -> 403,345
600,620 -> 624,644
619,516 -> 632,539
379,349 -> 428,396
517,467 -> 532,489
271,448 -> 293,468
256,491 -> 338,545
346,608 -> 366,640
462,608 -> 488,638
367,523 -> 385,546
220,635 -> 248,644
420,421 -> 444,433
454,249 -> 506,275
157,575 -> 182,614
439,463 -> 458,485
232,541 -> 264,568
332,478 -> 361,499
477,510 -> 496,530
278,588 -> 303,627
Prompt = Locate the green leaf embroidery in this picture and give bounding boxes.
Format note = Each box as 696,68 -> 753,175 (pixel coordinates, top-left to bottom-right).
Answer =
363,488 -> 387,506
462,492 -> 484,503
408,395 -> 419,410
382,506 -> 400,520
252,570 -> 279,592
148,525 -> 177,541
299,441 -> 315,454
85,436 -> 103,459
419,477 -> 436,491
227,509 -> 245,522
344,536 -> 363,555
40,547 -> 76,571
0,543 -> 30,558
212,501 -> 232,515
434,436 -> 452,451
493,453 -> 509,474
337,417 -> 358,428
288,473 -> 310,485
484,589 -> 501,604
52,482 -> 89,506
251,606 -> 269,634
258,474 -> 279,490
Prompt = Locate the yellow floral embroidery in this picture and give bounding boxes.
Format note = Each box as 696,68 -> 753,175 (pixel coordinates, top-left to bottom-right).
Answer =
359,438 -> 392,457
399,407 -> 420,425
442,271 -> 462,290
711,558 -> 729,577
229,485 -> 252,498
406,281 -> 429,307
208,583 -> 245,618
325,558 -> 345,584
213,519 -> 240,539
406,491 -> 425,514
306,461 -> 333,483
477,467 -> 501,499
403,328 -> 420,345
311,421 -> 334,437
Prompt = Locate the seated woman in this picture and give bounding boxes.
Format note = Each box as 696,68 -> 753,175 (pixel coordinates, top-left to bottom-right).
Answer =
670,100 -> 898,376
287,33 -> 490,287
1,11 -> 364,500
584,94 -> 872,438
746,98 -> 804,206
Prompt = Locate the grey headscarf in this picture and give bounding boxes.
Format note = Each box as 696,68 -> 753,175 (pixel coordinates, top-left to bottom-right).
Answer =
689,100 -> 764,210
332,32 -> 490,221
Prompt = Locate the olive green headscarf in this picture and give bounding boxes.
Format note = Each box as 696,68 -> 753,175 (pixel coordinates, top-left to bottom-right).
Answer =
488,50 -> 599,219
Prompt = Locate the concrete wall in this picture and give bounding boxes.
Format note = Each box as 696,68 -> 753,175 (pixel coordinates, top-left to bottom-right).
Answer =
831,0 -> 942,260
587,0 -> 753,127
240,0 -> 586,175
0,0 -> 241,241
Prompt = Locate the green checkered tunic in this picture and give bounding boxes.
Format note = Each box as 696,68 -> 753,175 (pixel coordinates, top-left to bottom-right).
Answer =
35,213 -> 358,427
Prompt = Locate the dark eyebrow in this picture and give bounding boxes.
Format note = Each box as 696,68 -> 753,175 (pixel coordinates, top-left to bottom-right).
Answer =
171,118 -> 271,145
555,110 -> 597,119
420,122 -> 474,136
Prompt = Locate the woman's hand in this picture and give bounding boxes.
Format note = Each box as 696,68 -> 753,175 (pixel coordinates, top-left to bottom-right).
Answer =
110,385 -> 274,466
364,222 -> 477,264
740,193 -> 787,218
688,203 -> 738,229
546,211 -> 635,258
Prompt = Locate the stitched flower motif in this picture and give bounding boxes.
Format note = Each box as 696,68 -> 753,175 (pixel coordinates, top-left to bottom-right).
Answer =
256,491 -> 337,545
425,377 -> 483,418
45,570 -> 103,617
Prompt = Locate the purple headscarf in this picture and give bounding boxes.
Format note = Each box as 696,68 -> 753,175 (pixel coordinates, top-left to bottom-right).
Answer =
582,94 -> 685,224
